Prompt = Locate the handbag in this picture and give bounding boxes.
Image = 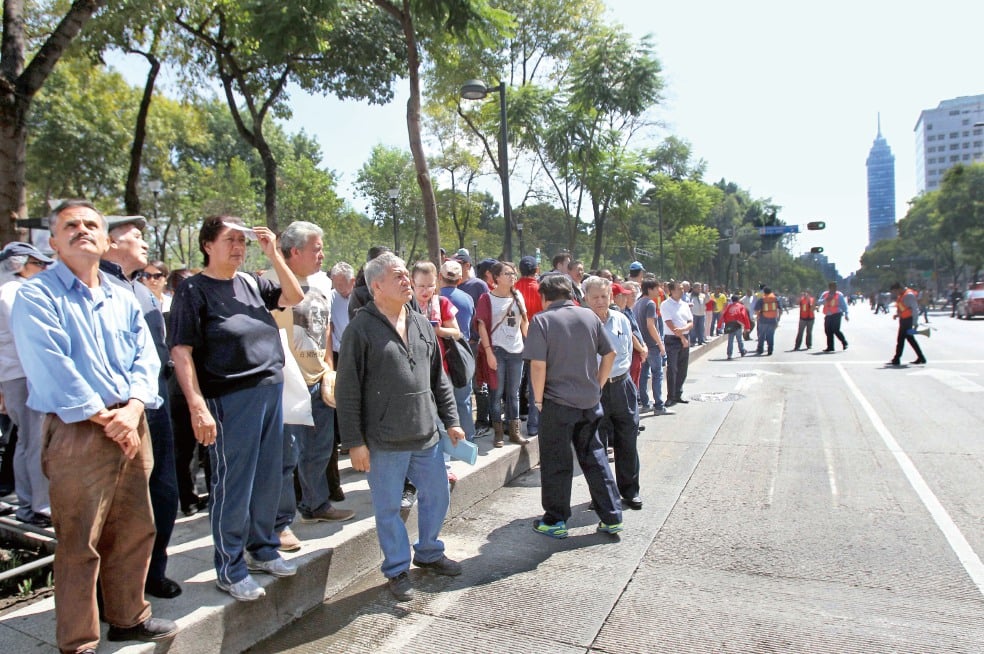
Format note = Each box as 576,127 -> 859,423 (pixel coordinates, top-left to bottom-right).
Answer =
442,336 -> 475,388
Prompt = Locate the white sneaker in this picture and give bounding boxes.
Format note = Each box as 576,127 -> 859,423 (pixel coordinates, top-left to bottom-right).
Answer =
245,553 -> 297,577
216,575 -> 266,601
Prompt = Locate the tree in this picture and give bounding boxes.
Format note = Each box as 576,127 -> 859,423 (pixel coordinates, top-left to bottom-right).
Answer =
176,0 -> 405,230
0,0 -> 108,243
937,163 -> 984,280
364,0 -> 511,263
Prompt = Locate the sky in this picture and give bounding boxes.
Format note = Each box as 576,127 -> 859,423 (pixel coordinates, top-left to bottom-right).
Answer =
134,0 -> 984,275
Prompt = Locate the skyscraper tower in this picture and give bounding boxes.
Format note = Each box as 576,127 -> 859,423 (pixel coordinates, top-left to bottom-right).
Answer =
866,114 -> 896,248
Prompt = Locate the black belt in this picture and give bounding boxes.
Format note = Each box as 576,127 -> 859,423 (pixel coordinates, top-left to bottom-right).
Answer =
608,372 -> 628,385
665,334 -> 682,341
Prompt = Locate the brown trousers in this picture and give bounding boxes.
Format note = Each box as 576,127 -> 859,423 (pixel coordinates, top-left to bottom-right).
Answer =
42,413 -> 156,654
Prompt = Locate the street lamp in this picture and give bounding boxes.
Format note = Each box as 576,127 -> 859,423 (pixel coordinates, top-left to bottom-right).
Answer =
387,188 -> 400,252
148,180 -> 163,260
472,240 -> 478,262
516,222 -> 524,258
639,191 -> 664,278
460,79 -> 513,261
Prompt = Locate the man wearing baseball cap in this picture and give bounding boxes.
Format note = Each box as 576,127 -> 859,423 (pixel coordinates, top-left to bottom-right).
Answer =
627,261 -> 645,284
0,242 -> 55,528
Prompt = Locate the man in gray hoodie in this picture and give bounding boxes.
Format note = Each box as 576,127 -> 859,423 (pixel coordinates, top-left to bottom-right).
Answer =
336,252 -> 463,602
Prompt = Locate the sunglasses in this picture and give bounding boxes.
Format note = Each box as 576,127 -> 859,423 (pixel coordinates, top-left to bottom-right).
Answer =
141,272 -> 166,280
26,260 -> 50,268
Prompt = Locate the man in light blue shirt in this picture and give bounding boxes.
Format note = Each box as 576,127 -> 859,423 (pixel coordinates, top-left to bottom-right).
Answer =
11,200 -> 176,653
584,277 -> 642,511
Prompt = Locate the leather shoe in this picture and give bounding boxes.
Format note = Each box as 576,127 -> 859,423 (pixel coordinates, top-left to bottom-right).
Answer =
623,496 -> 643,510
910,358 -> 927,365
675,398 -> 689,404
665,400 -> 676,408
107,617 -> 178,642
145,576 -> 182,599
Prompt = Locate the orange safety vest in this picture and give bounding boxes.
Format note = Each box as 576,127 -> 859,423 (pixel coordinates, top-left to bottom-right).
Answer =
799,296 -> 815,319
896,288 -> 916,319
823,291 -> 841,314
759,293 -> 779,319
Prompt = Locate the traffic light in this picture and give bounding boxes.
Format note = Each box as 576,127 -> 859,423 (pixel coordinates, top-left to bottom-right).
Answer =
810,246 -> 824,253
807,221 -> 826,230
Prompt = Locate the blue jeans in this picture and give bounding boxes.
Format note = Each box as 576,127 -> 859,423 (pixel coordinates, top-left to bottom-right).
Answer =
757,320 -> 777,354
453,380 -> 476,441
278,382 -> 336,529
526,371 -> 540,435
640,349 -> 665,410
207,383 -> 284,584
727,331 -> 746,357
365,444 -> 450,579
490,347 -> 524,422
693,315 -> 706,345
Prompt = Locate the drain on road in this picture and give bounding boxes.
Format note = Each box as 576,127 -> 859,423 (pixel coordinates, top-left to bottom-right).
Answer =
688,392 -> 745,402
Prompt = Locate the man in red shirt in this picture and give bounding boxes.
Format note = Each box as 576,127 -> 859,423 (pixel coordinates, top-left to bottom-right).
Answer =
718,295 -> 751,359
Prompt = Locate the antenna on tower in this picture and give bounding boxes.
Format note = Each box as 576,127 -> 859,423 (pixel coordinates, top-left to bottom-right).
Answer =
877,112 -> 882,137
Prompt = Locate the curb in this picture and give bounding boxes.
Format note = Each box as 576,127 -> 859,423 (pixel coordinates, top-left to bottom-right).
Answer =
0,437 -> 541,653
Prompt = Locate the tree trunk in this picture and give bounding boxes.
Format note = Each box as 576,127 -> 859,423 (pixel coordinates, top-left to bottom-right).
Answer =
0,104 -> 27,243
0,0 -> 106,243
590,197 -> 606,270
398,11 -> 440,265
124,51 -> 160,215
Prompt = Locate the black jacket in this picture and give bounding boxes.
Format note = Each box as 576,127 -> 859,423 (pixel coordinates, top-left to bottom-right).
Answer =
336,301 -> 458,451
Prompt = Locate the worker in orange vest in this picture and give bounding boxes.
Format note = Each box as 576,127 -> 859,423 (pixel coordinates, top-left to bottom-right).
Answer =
793,290 -> 816,350
753,286 -> 781,355
888,282 -> 927,366
818,281 -> 849,352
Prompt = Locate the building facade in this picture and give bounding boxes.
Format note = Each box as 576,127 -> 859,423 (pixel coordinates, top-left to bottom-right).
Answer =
866,116 -> 896,248
914,94 -> 984,194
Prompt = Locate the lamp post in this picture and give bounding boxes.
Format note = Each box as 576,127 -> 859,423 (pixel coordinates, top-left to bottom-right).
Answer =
387,188 -> 400,252
516,222 -> 524,258
639,192 -> 664,278
472,239 -> 478,262
148,180 -> 163,260
460,79 -> 512,261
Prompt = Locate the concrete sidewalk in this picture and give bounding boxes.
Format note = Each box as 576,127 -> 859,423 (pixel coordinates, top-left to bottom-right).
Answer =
0,333 -> 724,654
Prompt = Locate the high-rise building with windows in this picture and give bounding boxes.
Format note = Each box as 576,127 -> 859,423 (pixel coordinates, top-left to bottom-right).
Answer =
866,115 -> 896,248
914,94 -> 984,193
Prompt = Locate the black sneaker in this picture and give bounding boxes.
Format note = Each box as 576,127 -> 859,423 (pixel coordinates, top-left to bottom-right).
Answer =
387,571 -> 414,601
910,358 -> 927,365
107,617 -> 179,642
412,554 -> 462,576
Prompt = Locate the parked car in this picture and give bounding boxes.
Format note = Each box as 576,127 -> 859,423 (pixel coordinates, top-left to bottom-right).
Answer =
956,282 -> 984,319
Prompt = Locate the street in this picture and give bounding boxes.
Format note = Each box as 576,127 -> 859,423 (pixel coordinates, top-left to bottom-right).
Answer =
251,306 -> 984,653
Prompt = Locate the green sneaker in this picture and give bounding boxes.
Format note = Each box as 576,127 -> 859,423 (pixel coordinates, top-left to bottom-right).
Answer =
597,521 -> 624,535
532,520 -> 568,539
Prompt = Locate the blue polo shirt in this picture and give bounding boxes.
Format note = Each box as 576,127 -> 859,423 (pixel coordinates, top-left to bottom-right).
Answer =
12,262 -> 161,423
602,309 -> 633,378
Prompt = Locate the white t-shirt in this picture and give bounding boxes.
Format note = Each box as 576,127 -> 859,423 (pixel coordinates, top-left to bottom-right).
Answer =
661,296 -> 694,334
488,293 -> 526,353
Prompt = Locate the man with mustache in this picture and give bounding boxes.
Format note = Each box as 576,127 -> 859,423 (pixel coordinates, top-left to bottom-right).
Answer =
12,200 -> 178,653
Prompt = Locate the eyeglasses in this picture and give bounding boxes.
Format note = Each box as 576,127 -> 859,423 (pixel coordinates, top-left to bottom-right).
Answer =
26,260 -> 49,268
141,272 -> 166,280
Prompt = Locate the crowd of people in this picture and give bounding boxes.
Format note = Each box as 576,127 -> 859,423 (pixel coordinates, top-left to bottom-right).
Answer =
2,202 -> 888,652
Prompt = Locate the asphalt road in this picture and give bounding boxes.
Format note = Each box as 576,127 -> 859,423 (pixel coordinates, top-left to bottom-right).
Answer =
251,305 -> 984,653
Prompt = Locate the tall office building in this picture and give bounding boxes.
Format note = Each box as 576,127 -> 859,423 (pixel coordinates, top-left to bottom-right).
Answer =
866,115 -> 896,247
914,94 -> 984,193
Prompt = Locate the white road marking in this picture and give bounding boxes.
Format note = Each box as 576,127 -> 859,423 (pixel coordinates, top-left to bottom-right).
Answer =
908,369 -> 984,393
823,441 -> 839,506
836,363 -> 984,598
